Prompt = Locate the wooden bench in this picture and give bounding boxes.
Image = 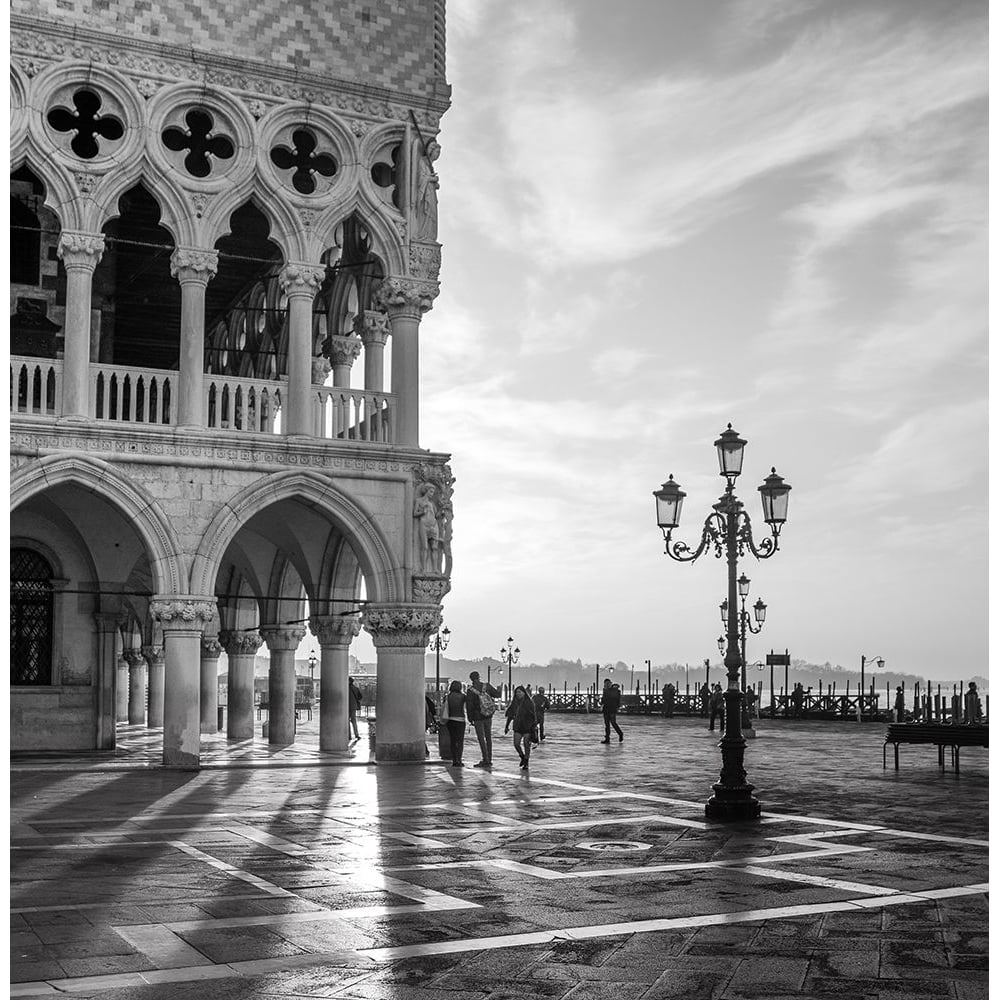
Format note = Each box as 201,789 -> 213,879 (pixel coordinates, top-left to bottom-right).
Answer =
883,722 -> 988,773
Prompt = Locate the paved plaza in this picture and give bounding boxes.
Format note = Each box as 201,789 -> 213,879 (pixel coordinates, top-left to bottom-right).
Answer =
10,714 -> 988,999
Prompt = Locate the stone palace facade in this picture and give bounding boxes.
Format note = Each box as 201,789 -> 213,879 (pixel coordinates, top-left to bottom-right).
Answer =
10,0 -> 454,766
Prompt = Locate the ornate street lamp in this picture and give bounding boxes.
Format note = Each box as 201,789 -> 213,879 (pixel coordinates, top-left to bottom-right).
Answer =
500,637 -> 519,697
653,424 -> 792,821
308,650 -> 317,701
428,626 -> 451,710
859,652 -> 885,719
721,579 -> 767,733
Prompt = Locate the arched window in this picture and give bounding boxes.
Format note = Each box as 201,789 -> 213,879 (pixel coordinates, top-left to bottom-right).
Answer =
11,196 -> 41,285
11,548 -> 54,685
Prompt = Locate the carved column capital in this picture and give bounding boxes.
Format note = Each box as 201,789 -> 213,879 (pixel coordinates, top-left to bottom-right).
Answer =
151,598 -> 217,632
312,357 -> 332,384
355,310 -> 390,347
123,648 -> 147,670
279,262 -> 326,297
373,276 -> 440,319
170,247 -> 219,284
219,631 -> 264,657
141,644 -> 165,666
328,334 -> 363,367
201,638 -> 224,659
57,231 -> 105,271
362,604 -> 442,649
309,615 -> 362,647
260,626 -> 307,652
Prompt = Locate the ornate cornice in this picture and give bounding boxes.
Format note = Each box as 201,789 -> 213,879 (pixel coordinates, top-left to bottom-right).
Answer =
328,334 -> 363,367
57,232 -> 105,270
408,242 -> 441,283
219,630 -> 264,656
373,277 -> 440,318
362,604 -> 442,648
170,247 -> 219,284
309,615 -> 362,646
260,626 -> 307,651
355,310 -> 390,346
279,263 -> 326,297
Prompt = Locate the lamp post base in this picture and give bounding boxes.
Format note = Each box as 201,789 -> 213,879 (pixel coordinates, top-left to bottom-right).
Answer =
705,785 -> 761,821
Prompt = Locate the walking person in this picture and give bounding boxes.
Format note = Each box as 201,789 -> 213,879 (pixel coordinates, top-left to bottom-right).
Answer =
699,682 -> 710,718
600,677 -> 624,743
965,682 -> 983,724
348,677 -> 363,740
663,682 -> 676,718
708,683 -> 725,731
504,685 -> 537,769
531,687 -> 551,741
466,669 -> 501,768
791,682 -> 804,719
445,679 -> 467,767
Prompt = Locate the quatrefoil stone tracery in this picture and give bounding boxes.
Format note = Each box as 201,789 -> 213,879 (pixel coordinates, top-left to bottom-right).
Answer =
162,109 -> 235,178
269,129 -> 338,194
47,89 -> 124,159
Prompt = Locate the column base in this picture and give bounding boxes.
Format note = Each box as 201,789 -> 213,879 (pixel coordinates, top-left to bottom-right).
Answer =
705,786 -> 761,822
163,748 -> 200,769
375,739 -> 427,763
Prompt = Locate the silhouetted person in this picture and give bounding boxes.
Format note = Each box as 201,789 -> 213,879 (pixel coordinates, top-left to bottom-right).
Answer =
445,680 -> 467,767
894,685 -> 906,723
699,682 -> 710,717
663,682 -> 676,718
348,677 -> 363,740
791,682 -> 804,719
708,683 -> 725,731
600,678 -> 623,743
965,682 -> 982,724
504,685 -> 537,769
532,688 -> 550,740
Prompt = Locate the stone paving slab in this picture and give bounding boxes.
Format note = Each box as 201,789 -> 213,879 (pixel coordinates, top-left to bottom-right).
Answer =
10,714 -> 987,998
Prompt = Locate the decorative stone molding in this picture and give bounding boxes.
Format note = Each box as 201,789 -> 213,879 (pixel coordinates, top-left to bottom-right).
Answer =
57,231 -> 105,270
328,334 -> 363,367
73,172 -> 100,195
200,638 -> 223,659
123,648 -> 147,669
260,626 -> 307,652
151,600 -> 217,627
219,631 -> 264,656
309,615 -> 362,647
191,193 -> 210,219
412,575 -> 450,603
170,247 -> 219,284
279,263 -> 326,297
247,99 -> 267,119
311,357 -> 332,384
362,604 -> 442,649
136,78 -> 158,99
409,242 -> 441,282
373,276 -> 439,317
355,310 -> 390,347
141,644 -> 165,666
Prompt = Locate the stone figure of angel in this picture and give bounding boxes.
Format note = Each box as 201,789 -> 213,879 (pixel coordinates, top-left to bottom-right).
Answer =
413,140 -> 441,241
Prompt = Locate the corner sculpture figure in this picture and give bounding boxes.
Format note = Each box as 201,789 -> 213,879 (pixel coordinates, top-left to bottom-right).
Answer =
413,139 -> 440,241
413,482 -> 441,574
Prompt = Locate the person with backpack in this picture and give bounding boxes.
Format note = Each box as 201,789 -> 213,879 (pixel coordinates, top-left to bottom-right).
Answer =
466,669 -> 501,768
600,678 -> 624,743
708,683 -> 725,731
504,685 -> 537,769
445,679 -> 467,767
531,687 -> 550,741
348,677 -> 363,740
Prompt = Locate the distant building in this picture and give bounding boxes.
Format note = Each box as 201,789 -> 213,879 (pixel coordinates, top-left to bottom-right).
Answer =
11,1 -> 454,764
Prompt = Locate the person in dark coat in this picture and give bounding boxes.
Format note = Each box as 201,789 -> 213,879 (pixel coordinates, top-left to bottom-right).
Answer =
531,688 -> 550,741
466,669 -> 501,768
348,677 -> 363,740
504,685 -> 537,769
663,682 -> 676,718
445,680 -> 467,767
600,678 -> 623,743
699,682 -> 710,717
894,686 -> 906,723
708,683 -> 725,731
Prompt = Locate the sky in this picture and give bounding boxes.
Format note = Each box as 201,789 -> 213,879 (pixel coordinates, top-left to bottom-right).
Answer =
349,0 -> 988,684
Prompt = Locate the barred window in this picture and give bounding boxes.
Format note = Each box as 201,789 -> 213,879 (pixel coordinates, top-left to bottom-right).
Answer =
11,548 -> 54,686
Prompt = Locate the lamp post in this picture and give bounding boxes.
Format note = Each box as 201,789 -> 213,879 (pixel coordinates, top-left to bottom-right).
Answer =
428,626 -> 451,710
860,652 -> 885,719
653,423 -> 791,822
500,637 -> 519,698
308,650 -> 317,701
720,575 -> 767,734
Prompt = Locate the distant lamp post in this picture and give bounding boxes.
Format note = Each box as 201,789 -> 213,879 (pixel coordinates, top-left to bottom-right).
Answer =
308,650 -> 317,700
860,653 -> 886,719
721,576 -> 767,732
653,423 -> 791,821
428,626 -> 451,709
500,637 -> 519,696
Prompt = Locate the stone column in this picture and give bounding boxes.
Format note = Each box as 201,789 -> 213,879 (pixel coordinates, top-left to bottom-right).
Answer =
200,637 -> 223,734
143,644 -> 165,727
94,614 -> 120,749
328,334 -> 363,388
310,615 -> 361,752
261,626 -> 306,745
123,648 -> 147,725
57,232 -> 105,421
115,653 -> 129,722
362,604 -> 441,762
170,248 -> 218,429
356,310 -> 390,392
220,631 -> 263,740
375,277 -> 438,448
153,598 -> 216,769
279,263 -> 325,437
